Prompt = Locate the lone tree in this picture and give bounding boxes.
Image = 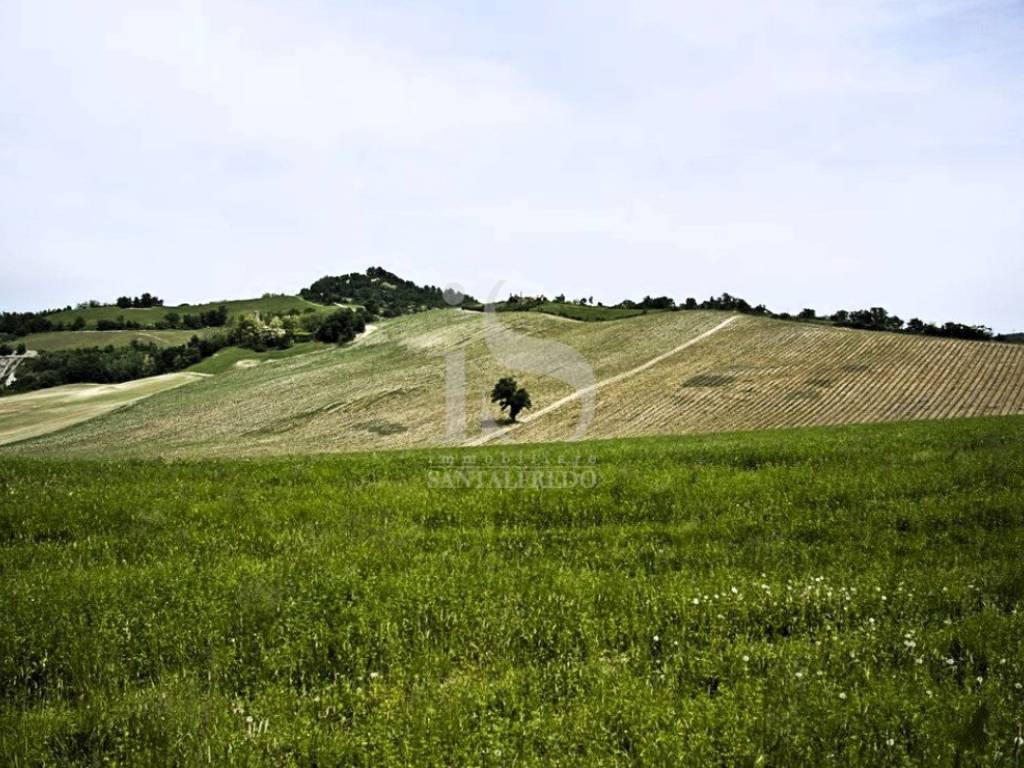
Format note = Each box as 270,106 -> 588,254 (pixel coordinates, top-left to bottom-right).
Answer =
491,376 -> 532,423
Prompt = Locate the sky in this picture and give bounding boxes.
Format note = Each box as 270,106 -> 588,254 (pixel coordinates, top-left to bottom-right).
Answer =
1,0 -> 1022,331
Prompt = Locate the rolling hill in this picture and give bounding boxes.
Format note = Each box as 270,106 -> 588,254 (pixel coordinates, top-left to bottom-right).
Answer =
10,328 -> 220,352
42,295 -> 329,330
4,307 -> 1023,458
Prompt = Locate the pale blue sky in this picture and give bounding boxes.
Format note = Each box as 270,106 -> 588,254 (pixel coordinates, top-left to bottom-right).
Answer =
2,1 -> 1022,330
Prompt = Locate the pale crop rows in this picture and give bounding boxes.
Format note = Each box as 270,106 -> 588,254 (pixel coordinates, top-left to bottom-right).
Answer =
4,310 -> 1023,458
508,316 -> 1024,443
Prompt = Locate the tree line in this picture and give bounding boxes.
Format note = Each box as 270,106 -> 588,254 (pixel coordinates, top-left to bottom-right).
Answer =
300,266 -> 467,318
480,291 -> 1007,343
115,293 -> 164,308
3,305 -> 374,394
3,335 -> 229,395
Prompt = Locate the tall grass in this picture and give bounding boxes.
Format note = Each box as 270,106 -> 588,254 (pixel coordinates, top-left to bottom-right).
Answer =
2,416 -> 1023,765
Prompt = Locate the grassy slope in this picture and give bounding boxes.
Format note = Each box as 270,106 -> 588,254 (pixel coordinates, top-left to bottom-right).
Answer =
4,309 -> 1024,458
13,328 -> 219,352
186,341 -> 333,375
506,314 -> 1024,444
530,302 -> 653,321
0,373 -> 208,446
1,416 -> 1022,765
463,302 -> 653,321
3,310 -> 729,457
44,296 -> 330,329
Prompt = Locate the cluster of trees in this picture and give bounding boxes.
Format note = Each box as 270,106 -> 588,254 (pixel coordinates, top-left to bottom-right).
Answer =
4,335 -> 228,395
223,307 -> 370,351
301,267 -> 467,317
96,317 -> 143,331
158,305 -> 229,330
115,293 -> 164,308
310,308 -> 368,344
0,343 -> 28,356
491,377 -> 532,422
0,310 -> 69,338
229,315 -> 293,352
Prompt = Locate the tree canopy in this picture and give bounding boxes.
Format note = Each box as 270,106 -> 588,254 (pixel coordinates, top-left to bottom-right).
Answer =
491,377 -> 533,423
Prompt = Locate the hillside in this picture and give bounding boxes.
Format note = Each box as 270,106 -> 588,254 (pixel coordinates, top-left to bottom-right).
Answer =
42,295 -> 328,330
11,328 -> 219,352
0,373 -> 208,446
5,308 -> 1023,458
300,266 -> 458,316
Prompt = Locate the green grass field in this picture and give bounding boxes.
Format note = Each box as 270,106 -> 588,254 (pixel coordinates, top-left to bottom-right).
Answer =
13,328 -> 219,352
45,296 -> 330,329
2,416 -> 1022,765
186,341 -> 332,375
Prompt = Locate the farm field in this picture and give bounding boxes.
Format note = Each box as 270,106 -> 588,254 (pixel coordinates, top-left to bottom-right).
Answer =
1,416 -> 1022,765
0,372 -> 208,446
529,302 -> 655,321
464,302 -> 655,321
3,309 -> 1023,459
1,310 -> 730,457
528,303 -> 663,323
44,295 -> 330,329
12,328 -> 218,352
500,314 -> 1024,445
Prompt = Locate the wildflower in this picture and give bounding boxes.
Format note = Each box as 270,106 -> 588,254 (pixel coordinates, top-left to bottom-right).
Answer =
1015,682 -> 1022,690
838,692 -> 847,700
742,655 -> 750,663
692,598 -> 700,605
887,738 -> 895,747
946,658 -> 956,666
795,671 -> 804,679
976,676 -> 984,685
731,586 -> 738,594
653,635 -> 660,643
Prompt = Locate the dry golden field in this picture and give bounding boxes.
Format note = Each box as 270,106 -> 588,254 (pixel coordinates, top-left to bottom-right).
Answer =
503,315 -> 1024,444
3,309 -> 1023,457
